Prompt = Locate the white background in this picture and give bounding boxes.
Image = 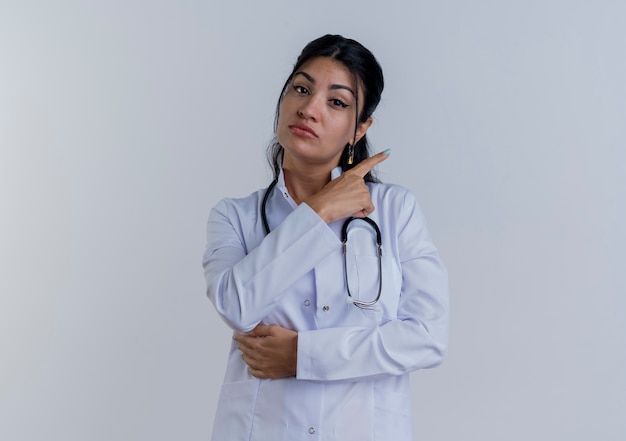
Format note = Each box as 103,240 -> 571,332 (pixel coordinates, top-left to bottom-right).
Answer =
1,1 -> 624,440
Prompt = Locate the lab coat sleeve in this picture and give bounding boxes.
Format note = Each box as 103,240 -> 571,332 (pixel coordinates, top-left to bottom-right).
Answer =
203,200 -> 339,333
296,190 -> 449,381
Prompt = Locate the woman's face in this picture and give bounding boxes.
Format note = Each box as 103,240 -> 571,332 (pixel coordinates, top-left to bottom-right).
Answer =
277,57 -> 372,170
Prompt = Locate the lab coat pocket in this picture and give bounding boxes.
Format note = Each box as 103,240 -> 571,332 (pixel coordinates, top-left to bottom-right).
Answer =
212,379 -> 260,441
345,253 -> 401,320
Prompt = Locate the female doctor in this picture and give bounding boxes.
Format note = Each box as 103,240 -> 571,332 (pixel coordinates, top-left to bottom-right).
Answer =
203,34 -> 449,441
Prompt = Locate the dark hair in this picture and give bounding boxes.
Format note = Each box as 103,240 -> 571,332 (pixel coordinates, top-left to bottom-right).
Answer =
267,34 -> 384,182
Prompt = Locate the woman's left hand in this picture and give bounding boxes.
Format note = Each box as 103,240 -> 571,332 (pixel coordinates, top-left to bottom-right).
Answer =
234,324 -> 298,379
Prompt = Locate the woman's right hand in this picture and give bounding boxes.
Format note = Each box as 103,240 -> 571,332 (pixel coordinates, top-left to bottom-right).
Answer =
304,150 -> 390,223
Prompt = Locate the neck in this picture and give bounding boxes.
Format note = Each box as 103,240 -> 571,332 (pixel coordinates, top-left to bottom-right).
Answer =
282,163 -> 334,205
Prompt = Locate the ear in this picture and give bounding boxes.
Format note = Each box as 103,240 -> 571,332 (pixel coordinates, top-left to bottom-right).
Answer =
352,117 -> 373,145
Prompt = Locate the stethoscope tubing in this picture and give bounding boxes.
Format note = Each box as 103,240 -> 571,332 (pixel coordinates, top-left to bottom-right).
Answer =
261,180 -> 383,308
341,216 -> 383,308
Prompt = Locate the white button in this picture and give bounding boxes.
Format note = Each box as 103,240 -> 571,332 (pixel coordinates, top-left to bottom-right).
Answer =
308,427 -> 315,434
304,299 -> 311,306
322,305 -> 330,311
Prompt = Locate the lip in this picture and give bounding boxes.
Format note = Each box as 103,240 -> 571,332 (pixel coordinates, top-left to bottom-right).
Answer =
288,123 -> 318,139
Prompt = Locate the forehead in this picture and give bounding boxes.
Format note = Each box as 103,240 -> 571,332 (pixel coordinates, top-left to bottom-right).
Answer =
295,57 -> 356,88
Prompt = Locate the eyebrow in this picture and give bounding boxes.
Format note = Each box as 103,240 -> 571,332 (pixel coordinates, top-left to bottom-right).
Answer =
293,71 -> 356,97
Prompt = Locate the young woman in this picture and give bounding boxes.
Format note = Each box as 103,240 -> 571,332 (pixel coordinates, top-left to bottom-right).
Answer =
203,34 -> 449,441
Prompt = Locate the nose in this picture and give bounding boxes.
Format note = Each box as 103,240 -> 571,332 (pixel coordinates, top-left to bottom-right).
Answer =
297,95 -> 322,121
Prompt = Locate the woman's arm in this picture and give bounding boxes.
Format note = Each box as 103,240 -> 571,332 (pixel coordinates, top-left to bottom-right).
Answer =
204,153 -> 391,334
297,252 -> 448,381
203,201 -> 338,333
236,258 -> 448,382
235,191 -> 449,382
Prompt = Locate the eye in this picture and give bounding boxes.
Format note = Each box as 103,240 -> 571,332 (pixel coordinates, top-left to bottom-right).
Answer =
293,85 -> 310,95
330,98 -> 349,108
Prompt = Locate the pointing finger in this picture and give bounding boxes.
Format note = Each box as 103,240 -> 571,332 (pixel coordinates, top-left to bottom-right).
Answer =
347,149 -> 391,178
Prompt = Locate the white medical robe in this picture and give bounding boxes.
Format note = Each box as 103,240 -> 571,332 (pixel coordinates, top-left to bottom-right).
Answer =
203,167 -> 449,441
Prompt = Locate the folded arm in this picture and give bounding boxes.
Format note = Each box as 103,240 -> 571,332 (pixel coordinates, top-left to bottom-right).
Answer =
203,201 -> 339,333
235,192 -> 449,382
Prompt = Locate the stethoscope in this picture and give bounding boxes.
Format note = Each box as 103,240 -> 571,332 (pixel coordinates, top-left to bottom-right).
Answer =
261,179 -> 383,308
